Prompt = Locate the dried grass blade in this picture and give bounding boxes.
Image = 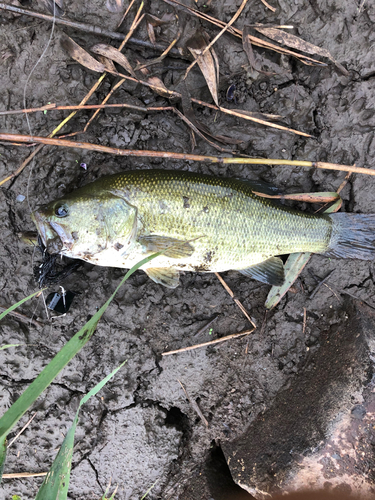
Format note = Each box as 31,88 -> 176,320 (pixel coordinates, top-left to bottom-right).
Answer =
91,43 -> 136,78
231,109 -> 282,121
164,0 -> 329,66
147,21 -> 156,45
255,27 -> 348,74
117,0 -> 136,28
252,191 -> 341,204
147,76 -> 175,98
172,107 -> 234,152
187,32 -> 219,106
60,34 -> 105,73
97,55 -> 118,73
219,107 -> 312,137
259,0 -> 276,12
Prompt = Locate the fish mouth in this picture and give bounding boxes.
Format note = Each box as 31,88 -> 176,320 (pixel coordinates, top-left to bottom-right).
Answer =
31,210 -> 49,247
31,210 -> 67,254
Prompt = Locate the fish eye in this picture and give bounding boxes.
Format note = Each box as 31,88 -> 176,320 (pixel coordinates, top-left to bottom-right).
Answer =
54,203 -> 69,218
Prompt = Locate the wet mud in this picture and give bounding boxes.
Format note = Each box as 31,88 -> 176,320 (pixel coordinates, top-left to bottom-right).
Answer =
0,0 -> 375,499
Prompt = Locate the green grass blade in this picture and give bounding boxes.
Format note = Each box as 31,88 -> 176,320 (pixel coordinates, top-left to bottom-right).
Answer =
0,344 -> 23,351
0,252 -> 161,453
35,361 -> 126,500
0,436 -> 6,481
265,252 -> 311,309
140,480 -> 158,499
0,290 -> 43,322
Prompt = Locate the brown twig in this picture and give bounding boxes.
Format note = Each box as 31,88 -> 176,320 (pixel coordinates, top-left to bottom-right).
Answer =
337,172 -> 352,194
0,305 -> 44,328
215,273 -> 256,328
184,0 -> 249,79
0,2 -> 184,58
117,0 -> 136,28
80,2 -> 144,134
302,307 -> 307,335
6,74 -> 107,187
1,77 -> 309,136
308,269 -> 335,299
259,0 -> 276,12
177,379 -> 209,427
162,329 -> 254,356
163,0 -> 327,67
135,34 -> 181,71
0,4 -> 144,184
0,133 -> 372,186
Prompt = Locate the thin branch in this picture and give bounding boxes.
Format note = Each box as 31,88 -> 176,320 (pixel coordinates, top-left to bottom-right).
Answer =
11,74 -> 107,187
117,0 -> 137,28
8,412 -> 38,448
177,380 -> 209,427
0,2 -> 185,58
0,305 -> 43,328
80,2 -> 144,133
0,133 -> 372,186
215,273 -> 256,328
259,0 -> 276,12
184,0 -> 249,79
162,329 -> 254,356
164,0 -> 327,67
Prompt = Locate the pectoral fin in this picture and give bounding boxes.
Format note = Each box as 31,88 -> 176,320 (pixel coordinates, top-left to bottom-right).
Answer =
145,267 -> 180,288
139,235 -> 194,259
238,257 -> 284,286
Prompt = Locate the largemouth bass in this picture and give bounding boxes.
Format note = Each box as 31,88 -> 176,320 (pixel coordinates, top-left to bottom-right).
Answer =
31,170 -> 375,288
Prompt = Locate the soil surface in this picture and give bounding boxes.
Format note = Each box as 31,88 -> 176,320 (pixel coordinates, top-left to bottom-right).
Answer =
0,1 -> 375,499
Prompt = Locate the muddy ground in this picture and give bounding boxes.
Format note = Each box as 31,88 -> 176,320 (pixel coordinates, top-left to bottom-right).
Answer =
0,0 -> 375,499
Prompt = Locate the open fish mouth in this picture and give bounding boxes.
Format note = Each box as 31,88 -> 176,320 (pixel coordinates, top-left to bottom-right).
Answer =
31,210 -> 66,254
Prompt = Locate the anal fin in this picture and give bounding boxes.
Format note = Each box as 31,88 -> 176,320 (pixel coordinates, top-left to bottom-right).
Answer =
238,257 -> 284,286
138,235 -> 194,259
145,267 -> 180,288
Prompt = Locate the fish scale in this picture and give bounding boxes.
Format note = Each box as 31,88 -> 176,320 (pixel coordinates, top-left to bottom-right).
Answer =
93,170 -> 332,269
31,169 -> 375,288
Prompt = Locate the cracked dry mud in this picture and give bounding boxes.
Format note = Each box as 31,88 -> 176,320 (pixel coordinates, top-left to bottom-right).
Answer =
1,1 -> 375,499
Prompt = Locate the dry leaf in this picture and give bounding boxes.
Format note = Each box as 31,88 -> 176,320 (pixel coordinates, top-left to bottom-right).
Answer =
242,26 -> 274,75
147,76 -> 173,97
255,27 -> 348,75
186,31 -> 219,106
91,44 -> 136,78
180,82 -> 241,147
145,13 -> 176,46
147,22 -> 156,45
97,55 -> 118,74
106,0 -> 125,13
60,34 -> 105,73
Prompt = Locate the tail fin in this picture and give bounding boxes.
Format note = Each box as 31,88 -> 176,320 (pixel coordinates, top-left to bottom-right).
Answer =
325,213 -> 375,260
